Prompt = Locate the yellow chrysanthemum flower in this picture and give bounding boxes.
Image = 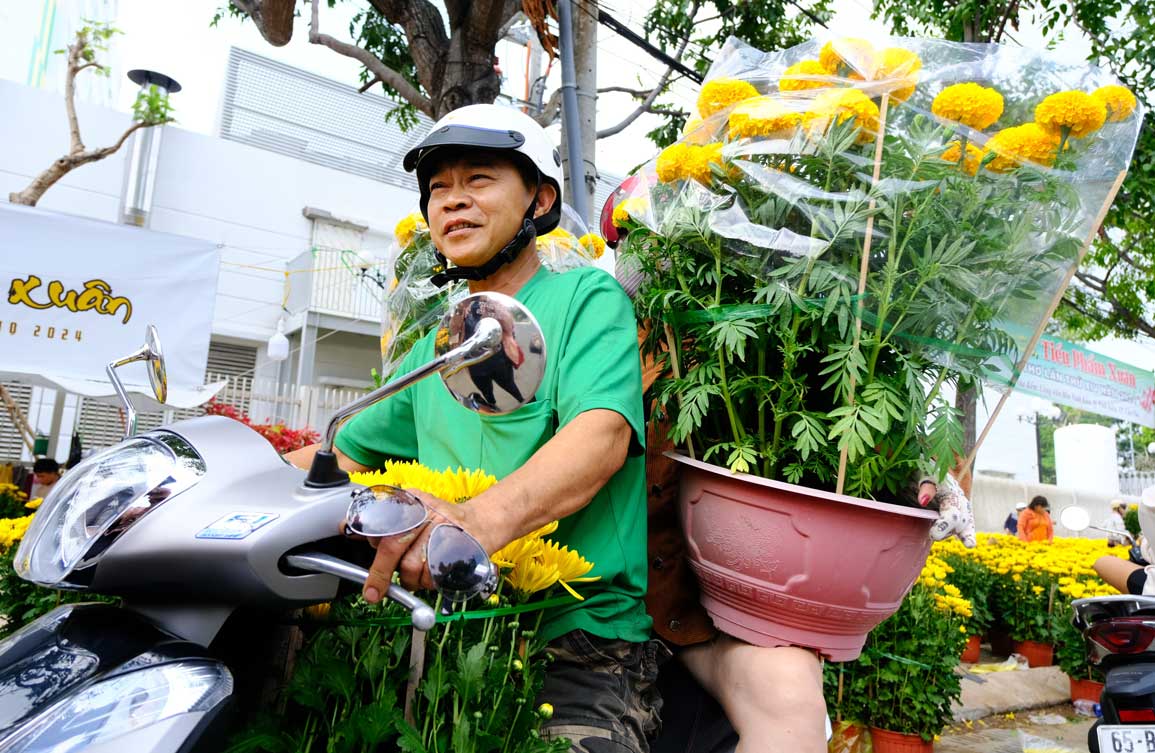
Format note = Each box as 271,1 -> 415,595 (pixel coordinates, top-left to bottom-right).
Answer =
393,212 -> 428,249
351,462 -> 497,503
1093,85 -> 1138,122
931,83 -> 1005,131
1035,90 -> 1107,138
805,88 -> 880,144
539,539 -> 600,600
505,556 -> 559,596
728,97 -> 802,139
875,47 -> 922,102
24,497 -> 42,510
941,140 -> 983,175
779,59 -> 833,93
0,514 -> 34,550
983,122 -> 1061,172
697,78 -> 759,118
577,233 -> 606,259
818,38 -> 876,77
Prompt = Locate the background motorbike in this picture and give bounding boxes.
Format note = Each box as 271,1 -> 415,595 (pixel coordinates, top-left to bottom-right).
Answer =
1061,505 -> 1155,753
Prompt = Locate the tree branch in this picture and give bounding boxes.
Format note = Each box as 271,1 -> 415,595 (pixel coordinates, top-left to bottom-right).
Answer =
309,0 -> 433,117
229,0 -> 295,46
64,37 -> 86,154
367,0 -> 449,100
598,85 -> 656,97
533,87 -> 564,127
596,0 -> 700,139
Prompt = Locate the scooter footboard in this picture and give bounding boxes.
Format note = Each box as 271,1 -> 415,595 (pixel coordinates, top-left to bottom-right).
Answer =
0,602 -> 234,752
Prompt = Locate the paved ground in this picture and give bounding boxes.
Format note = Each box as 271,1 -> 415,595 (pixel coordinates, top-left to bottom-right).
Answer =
937,707 -> 1096,753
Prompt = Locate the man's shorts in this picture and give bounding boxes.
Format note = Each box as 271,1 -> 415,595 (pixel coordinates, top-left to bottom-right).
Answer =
538,629 -> 671,753
1128,567 -> 1151,595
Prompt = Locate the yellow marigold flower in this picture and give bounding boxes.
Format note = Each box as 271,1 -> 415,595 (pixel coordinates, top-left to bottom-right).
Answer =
394,212 -> 427,249
984,122 -> 1061,172
612,196 -> 649,227
697,78 -> 759,118
1094,85 -> 1137,122
1035,90 -> 1107,138
874,48 -> 921,102
684,142 -> 727,184
577,233 -> 606,259
779,60 -> 833,93
931,83 -> 1005,131
656,142 -> 691,183
818,38 -> 876,77
806,89 -> 880,144
728,97 -> 802,139
941,140 -> 983,175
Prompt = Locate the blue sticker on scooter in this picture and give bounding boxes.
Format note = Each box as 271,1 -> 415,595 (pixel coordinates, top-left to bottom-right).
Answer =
196,513 -> 279,540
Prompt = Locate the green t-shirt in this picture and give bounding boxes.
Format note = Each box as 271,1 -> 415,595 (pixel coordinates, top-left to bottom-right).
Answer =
336,265 -> 651,644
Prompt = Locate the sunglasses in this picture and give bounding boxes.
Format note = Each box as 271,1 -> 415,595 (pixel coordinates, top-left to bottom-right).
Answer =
345,485 -> 498,604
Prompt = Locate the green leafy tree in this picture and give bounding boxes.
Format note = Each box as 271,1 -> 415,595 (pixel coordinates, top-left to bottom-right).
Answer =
871,0 -> 1155,343
9,21 -> 175,206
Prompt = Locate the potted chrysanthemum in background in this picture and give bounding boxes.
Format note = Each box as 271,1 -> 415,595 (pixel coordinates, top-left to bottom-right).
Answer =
614,35 -> 1142,660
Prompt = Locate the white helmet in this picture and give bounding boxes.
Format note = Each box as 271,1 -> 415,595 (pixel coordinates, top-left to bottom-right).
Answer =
404,104 -> 564,237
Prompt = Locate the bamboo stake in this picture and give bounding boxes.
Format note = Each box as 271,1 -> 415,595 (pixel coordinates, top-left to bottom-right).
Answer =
836,94 -> 890,496
403,628 -> 426,725
665,322 -> 696,459
959,169 -> 1128,482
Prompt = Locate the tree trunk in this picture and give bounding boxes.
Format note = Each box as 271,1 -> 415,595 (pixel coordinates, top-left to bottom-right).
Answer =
8,158 -> 73,205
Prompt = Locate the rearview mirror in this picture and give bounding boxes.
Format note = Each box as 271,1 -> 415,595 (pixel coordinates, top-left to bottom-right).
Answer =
1059,505 -> 1090,532
435,292 -> 545,415
106,324 -> 168,439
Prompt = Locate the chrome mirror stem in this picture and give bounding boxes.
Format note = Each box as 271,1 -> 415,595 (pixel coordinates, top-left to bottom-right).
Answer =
107,345 -> 149,439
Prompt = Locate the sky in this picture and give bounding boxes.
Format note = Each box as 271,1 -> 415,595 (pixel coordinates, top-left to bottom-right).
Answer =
2,0 -> 1146,368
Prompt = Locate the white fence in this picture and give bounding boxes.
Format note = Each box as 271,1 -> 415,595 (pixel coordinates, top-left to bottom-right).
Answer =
210,372 -> 364,434
1121,471 -> 1155,498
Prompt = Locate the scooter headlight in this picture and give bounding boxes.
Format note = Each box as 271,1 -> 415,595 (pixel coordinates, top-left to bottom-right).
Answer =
14,438 -> 177,586
0,661 -> 232,753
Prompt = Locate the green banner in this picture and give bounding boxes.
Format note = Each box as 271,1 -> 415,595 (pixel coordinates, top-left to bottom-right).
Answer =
1014,333 -> 1155,427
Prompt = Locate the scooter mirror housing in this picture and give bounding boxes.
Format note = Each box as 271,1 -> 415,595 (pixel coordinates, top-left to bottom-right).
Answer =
106,324 -> 169,440
1060,505 -> 1091,532
305,292 -> 546,488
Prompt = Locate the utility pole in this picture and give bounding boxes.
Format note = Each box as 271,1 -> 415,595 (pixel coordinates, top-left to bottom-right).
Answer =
558,0 -> 598,225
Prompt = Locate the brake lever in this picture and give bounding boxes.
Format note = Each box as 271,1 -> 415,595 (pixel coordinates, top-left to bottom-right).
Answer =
284,551 -> 437,630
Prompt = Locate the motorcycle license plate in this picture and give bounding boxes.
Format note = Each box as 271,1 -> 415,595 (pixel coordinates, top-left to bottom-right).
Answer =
1098,725 -> 1155,752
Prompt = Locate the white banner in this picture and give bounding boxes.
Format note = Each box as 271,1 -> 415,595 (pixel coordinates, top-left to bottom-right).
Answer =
0,204 -> 219,399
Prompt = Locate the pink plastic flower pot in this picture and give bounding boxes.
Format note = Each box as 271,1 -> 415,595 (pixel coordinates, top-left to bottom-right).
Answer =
671,453 -> 938,661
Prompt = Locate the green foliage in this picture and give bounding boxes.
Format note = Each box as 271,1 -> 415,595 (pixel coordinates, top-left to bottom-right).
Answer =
625,109 -> 1082,500
872,0 -> 1155,344
824,585 -> 969,740
942,553 -> 995,635
1125,505 -> 1142,538
225,594 -> 569,753
990,570 -> 1062,644
132,84 -> 175,126
1053,609 -> 1103,682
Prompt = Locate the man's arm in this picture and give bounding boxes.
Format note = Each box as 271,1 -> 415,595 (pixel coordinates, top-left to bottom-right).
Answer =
362,408 -> 633,602
284,442 -> 375,473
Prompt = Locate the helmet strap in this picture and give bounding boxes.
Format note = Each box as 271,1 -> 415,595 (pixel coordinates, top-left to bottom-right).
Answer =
430,196 -> 543,288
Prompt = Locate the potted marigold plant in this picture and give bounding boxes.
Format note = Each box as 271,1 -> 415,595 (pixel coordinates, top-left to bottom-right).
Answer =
615,35 -> 1142,660
826,552 -> 972,752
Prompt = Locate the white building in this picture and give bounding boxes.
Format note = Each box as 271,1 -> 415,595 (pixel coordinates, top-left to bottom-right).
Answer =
0,45 -> 621,464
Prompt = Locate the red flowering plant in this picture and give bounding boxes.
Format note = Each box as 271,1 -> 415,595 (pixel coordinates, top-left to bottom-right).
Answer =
202,399 -> 319,454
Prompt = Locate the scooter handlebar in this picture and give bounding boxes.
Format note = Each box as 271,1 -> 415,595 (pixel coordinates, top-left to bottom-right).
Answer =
284,551 -> 437,630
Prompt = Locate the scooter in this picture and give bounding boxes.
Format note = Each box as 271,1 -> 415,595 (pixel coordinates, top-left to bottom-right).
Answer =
1061,505 -> 1155,753
0,291 -> 551,752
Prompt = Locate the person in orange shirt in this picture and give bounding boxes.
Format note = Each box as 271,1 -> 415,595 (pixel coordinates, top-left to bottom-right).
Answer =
1017,496 -> 1054,542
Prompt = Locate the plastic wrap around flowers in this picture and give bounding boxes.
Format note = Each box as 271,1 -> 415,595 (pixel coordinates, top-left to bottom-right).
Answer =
381,206 -> 606,378
617,36 -> 1142,500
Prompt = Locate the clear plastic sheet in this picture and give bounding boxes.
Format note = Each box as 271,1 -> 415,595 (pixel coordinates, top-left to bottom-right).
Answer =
380,206 -> 599,377
615,36 -> 1143,498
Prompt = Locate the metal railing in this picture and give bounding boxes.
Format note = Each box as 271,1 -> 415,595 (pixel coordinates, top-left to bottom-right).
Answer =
209,371 -> 365,434
1120,471 -> 1155,497
286,248 -> 389,323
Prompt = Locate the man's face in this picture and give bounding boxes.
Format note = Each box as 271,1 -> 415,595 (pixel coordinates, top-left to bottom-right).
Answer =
426,154 -> 553,267
33,471 -> 59,486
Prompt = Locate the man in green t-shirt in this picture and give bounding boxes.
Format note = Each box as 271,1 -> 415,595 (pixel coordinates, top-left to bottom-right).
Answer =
286,104 -> 660,753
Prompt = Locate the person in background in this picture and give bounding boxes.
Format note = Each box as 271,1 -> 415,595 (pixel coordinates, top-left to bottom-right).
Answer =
1004,501 -> 1026,536
1101,501 -> 1130,546
1017,496 -> 1054,543
29,458 -> 60,500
